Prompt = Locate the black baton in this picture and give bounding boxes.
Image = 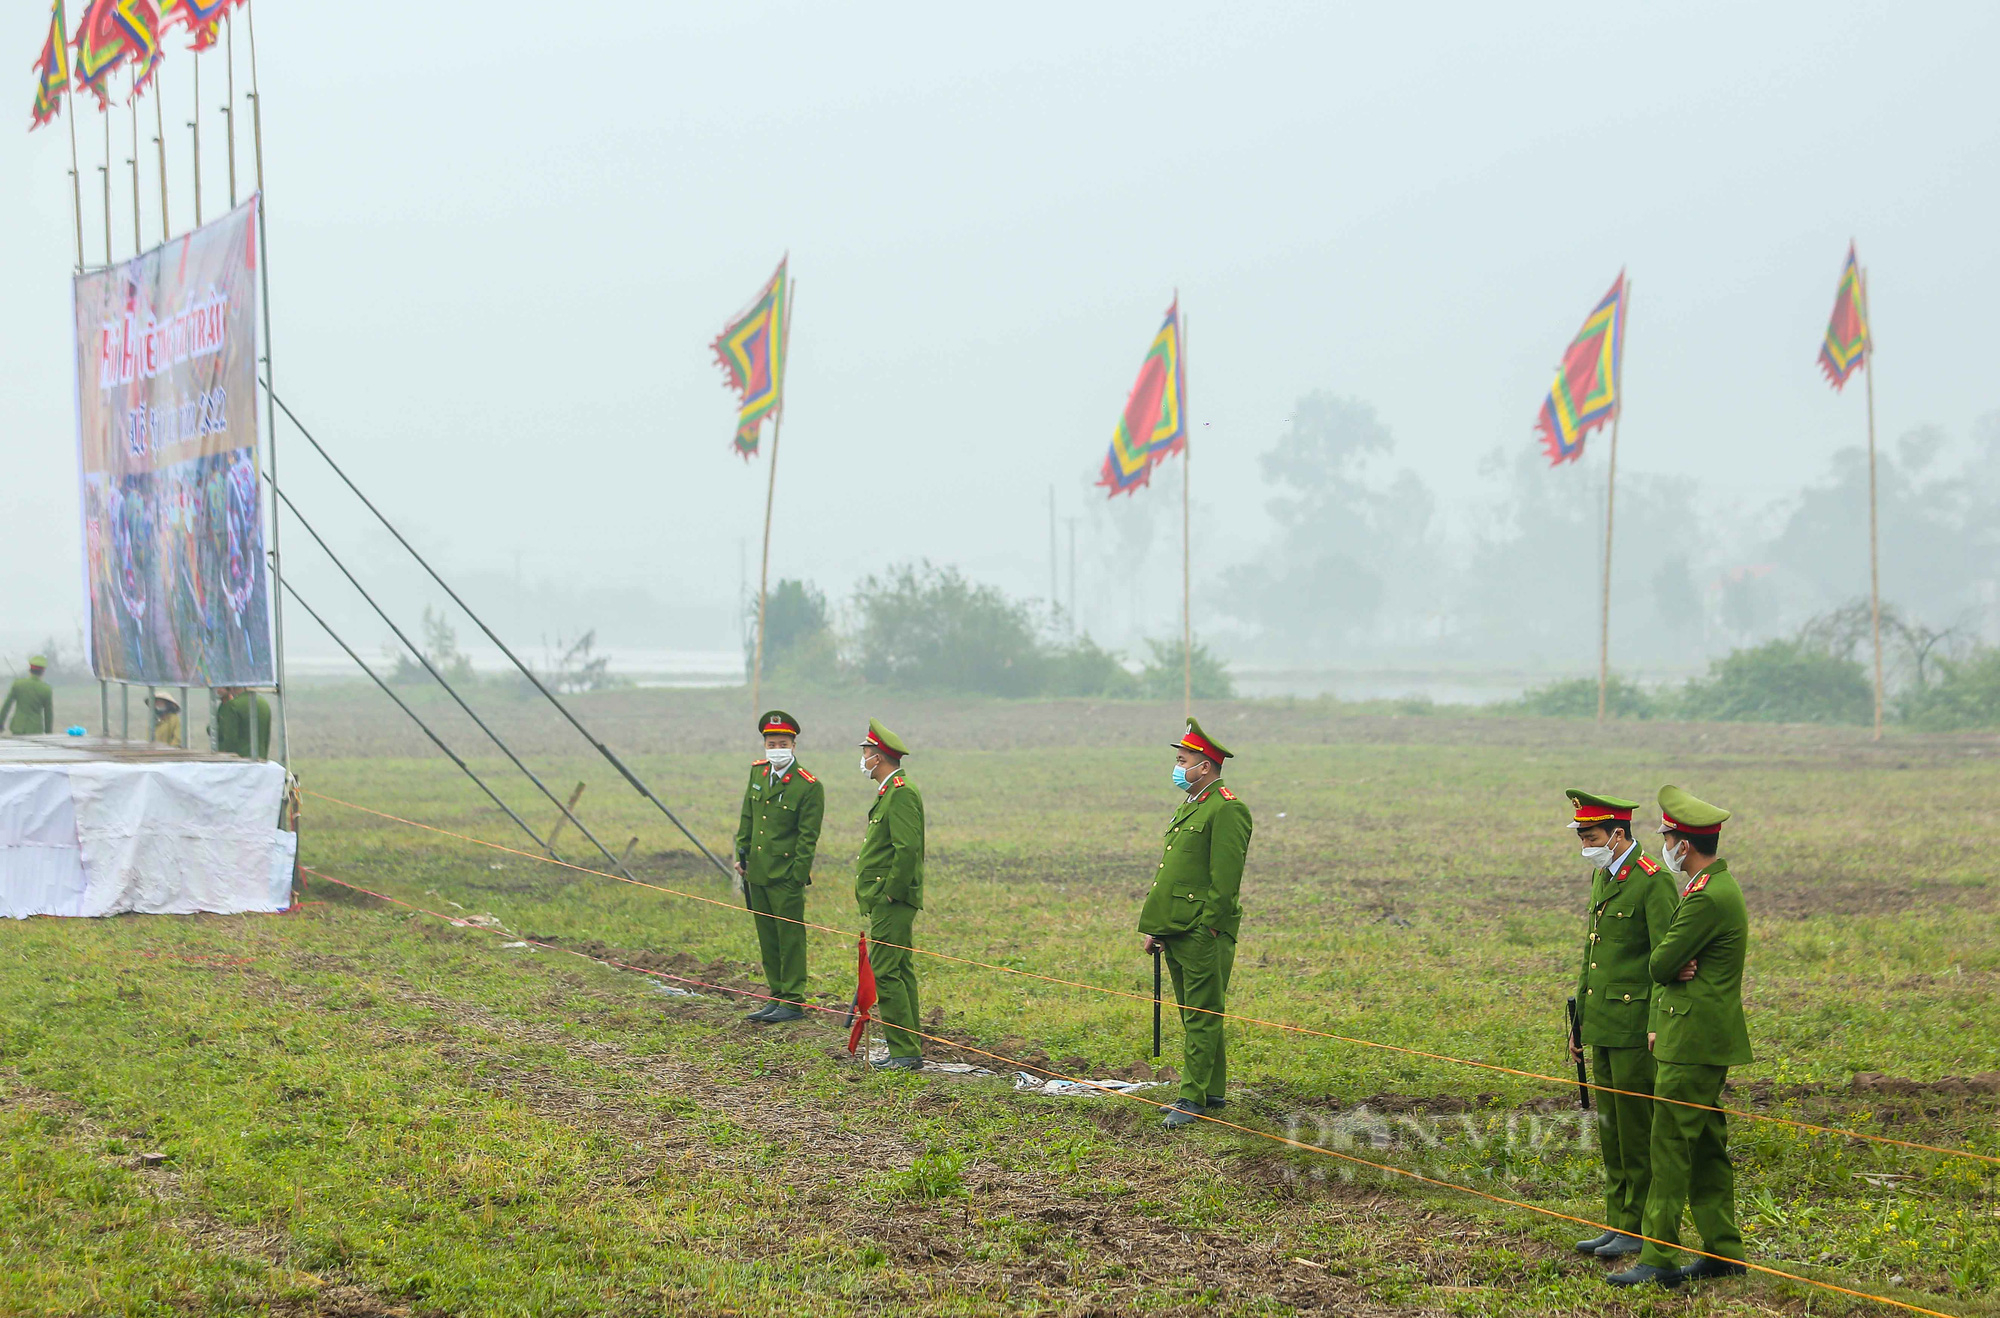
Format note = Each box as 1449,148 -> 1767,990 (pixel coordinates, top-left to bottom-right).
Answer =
1566,995 -> 1590,1110
1152,945 -> 1163,1059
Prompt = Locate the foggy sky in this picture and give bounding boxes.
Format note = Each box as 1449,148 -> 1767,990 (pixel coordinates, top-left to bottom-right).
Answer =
5,1 -> 1997,667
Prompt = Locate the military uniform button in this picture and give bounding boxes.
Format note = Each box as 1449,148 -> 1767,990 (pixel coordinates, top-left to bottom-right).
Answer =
1622,993 -> 1631,1001
1590,962 -> 1597,969
1586,988 -> 1593,995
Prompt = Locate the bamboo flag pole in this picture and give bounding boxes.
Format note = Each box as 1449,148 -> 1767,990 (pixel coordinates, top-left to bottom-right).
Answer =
1861,266 -> 1885,741
127,70 -> 141,253
246,0 -> 290,766
152,67 -> 169,241
223,10 -> 237,205
749,279 -> 797,713
1181,312 -> 1192,719
1595,280 -> 1630,725
66,82 -> 86,272
188,48 -> 202,226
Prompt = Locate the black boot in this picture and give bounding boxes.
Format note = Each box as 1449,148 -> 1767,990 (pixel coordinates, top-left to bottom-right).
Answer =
1574,1230 -> 1617,1255
1674,1257 -> 1747,1283
761,1004 -> 805,1022
1605,1264 -> 1682,1289
1594,1233 -> 1643,1258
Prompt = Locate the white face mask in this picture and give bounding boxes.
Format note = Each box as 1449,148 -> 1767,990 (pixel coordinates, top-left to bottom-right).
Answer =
858,753 -> 874,776
1580,844 -> 1614,869
1661,840 -> 1687,875
765,746 -> 795,773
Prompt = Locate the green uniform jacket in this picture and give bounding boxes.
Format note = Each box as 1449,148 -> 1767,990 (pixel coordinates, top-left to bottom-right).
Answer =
1576,846 -> 1679,1048
216,694 -> 272,758
855,770 -> 924,912
1648,859 -> 1753,1067
1,676 -> 54,735
1137,778 -> 1252,939
734,760 -> 824,886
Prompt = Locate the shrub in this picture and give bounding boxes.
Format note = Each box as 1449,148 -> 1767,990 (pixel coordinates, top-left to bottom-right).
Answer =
1137,637 -> 1236,700
1513,675 -> 1657,719
1677,639 -> 1872,725
1899,648 -> 2000,730
1042,635 -> 1139,698
850,562 -> 1048,696
746,578 -> 832,680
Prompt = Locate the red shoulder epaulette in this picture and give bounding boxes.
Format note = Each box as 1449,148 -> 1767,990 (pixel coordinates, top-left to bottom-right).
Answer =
1684,872 -> 1710,895
1636,854 -> 1660,875
891,775 -> 905,788
1218,786 -> 1237,801
795,768 -> 817,783
752,757 -> 770,766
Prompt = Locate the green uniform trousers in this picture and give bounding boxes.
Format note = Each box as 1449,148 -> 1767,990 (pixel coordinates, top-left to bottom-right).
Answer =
1637,1061 -> 1745,1268
1591,1045 -> 1657,1233
1162,927 -> 1235,1106
744,878 -> 808,1006
867,899 -> 922,1059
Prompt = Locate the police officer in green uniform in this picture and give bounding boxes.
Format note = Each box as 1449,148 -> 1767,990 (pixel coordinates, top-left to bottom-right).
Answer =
855,720 -> 925,1070
1608,785 -> 1753,1289
0,656 -> 55,735
1139,718 -> 1253,1129
734,710 -> 824,1023
214,687 -> 272,758
1564,790 -> 1678,1261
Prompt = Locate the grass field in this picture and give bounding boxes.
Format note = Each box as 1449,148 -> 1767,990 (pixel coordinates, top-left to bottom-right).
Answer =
4,684 -> 1998,1316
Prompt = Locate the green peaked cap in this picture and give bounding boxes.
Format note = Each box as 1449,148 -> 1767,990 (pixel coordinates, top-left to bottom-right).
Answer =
1169,717 -> 1232,762
860,718 -> 909,756
1565,788 -> 1639,811
1657,784 -> 1730,832
1564,788 -> 1639,828
757,709 -> 801,736
28,655 -> 47,668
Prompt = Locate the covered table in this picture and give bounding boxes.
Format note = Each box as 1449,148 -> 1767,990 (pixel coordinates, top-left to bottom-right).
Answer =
0,737 -> 295,919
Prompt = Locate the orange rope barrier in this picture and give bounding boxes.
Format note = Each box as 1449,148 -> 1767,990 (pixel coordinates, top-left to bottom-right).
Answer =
301,789 -> 2000,1169
298,862 -> 1968,1318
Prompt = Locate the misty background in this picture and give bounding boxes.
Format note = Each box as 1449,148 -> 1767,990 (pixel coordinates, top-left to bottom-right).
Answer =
5,2 -> 1997,701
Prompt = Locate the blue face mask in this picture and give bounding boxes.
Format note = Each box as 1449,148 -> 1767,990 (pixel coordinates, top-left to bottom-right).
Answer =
1172,765 -> 1192,792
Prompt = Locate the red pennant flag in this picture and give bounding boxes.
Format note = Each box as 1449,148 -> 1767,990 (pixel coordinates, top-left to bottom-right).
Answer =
846,933 -> 877,1054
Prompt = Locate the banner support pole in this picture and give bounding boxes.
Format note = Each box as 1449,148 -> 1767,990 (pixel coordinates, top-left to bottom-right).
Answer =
246,0 -> 288,766
1596,281 -> 1629,725
749,278 -> 795,714
1862,266 -> 1884,741
65,88 -> 85,272
188,50 -> 202,227
100,98 -> 112,265
127,70 -> 141,255
1181,310 -> 1192,719
152,66 -> 169,242
222,10 -> 237,206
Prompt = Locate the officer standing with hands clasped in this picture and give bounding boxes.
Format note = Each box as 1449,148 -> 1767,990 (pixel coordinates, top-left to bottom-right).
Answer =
1607,784 -> 1753,1290
1564,789 -> 1677,1262
855,720 -> 926,1071
1138,718 -> 1252,1129
734,710 -> 823,1023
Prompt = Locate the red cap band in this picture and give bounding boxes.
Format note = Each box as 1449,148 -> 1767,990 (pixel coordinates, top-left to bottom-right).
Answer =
1660,811 -> 1723,835
1175,728 -> 1225,764
1572,805 -> 1634,825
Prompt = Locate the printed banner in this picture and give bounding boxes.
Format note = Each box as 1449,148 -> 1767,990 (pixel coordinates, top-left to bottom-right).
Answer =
74,196 -> 272,686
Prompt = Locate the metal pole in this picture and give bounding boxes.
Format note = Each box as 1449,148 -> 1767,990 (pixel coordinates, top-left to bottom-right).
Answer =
1180,309 -> 1192,717
1048,484 -> 1058,617
100,101 -> 112,265
1067,517 -> 1077,636
152,67 -> 169,242
188,50 -> 202,227
146,685 -> 156,742
121,682 -> 129,740
128,70 -> 141,255
282,580 -> 557,854
259,388 -> 735,876
222,10 -> 237,206
1862,266 -> 1885,741
1596,281 -> 1630,724
178,686 -> 189,747
100,680 -> 109,739
66,88 -> 86,272
749,278 -> 795,714
246,0 -> 290,767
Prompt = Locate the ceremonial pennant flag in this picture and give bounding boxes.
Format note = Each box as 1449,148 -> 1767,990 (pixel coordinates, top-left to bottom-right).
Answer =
72,0 -> 132,106
161,0 -> 237,52
711,257 -> 789,458
115,0 -> 161,95
29,0 -> 70,130
1534,272 -> 1626,466
1097,298 -> 1186,496
845,934 -> 877,1055
1818,243 -> 1869,391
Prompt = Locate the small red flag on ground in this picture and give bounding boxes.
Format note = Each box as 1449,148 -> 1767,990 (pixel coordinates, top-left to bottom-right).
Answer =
846,933 -> 877,1054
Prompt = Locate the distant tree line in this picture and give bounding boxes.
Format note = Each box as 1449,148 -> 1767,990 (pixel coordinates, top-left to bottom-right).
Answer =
1513,601 -> 2000,730
749,563 -> 1234,700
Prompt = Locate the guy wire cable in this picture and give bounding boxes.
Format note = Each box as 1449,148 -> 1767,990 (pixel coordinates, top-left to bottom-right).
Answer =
259,382 -> 733,879
281,581 -> 554,857
300,789 -> 2000,1171
269,477 -> 641,883
298,861 -> 1974,1318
